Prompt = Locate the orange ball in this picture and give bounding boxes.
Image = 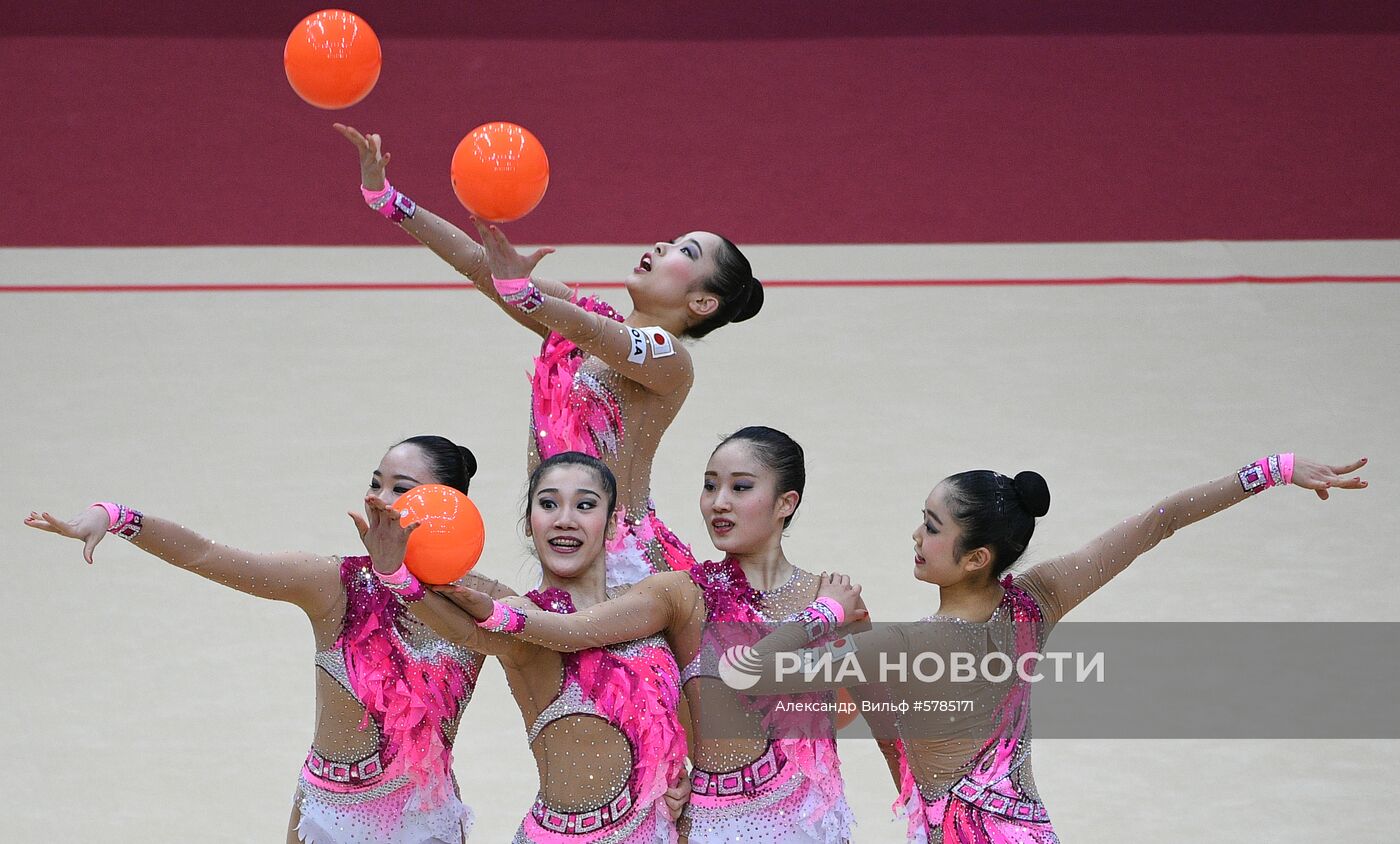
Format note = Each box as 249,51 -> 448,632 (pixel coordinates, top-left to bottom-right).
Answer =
284,10 -> 381,110
393,484 -> 486,585
450,122 -> 550,223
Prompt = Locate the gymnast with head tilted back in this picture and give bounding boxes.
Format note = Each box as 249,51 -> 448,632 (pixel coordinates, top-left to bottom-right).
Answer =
336,124 -> 764,587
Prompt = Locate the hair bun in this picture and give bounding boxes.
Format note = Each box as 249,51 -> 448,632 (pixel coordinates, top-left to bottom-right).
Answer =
734,278 -> 764,323
1012,471 -> 1050,517
458,446 -> 478,481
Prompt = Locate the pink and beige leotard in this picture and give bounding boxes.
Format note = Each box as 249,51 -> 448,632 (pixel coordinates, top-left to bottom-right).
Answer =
471,560 -> 858,841
297,556 -> 482,844
741,471 -> 1256,843
530,295 -> 695,586
680,558 -> 856,843
512,587 -> 686,844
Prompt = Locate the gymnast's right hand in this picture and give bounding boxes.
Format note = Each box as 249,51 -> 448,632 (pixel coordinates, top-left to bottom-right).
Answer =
334,123 -> 390,191
24,506 -> 109,564
432,582 -> 497,622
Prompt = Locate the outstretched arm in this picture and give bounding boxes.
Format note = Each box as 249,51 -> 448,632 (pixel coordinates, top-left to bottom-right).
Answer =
25,504 -> 342,617
410,592 -> 532,658
474,221 -> 694,395
334,124 -> 566,338
432,570 -> 695,652
1018,454 -> 1368,624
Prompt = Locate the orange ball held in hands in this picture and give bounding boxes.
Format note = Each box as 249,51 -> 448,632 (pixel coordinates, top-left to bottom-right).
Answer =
450,122 -> 551,223
284,10 -> 382,110
392,485 -> 486,585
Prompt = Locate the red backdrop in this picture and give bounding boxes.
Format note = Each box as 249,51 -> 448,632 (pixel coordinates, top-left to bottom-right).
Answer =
5,2 -> 1398,245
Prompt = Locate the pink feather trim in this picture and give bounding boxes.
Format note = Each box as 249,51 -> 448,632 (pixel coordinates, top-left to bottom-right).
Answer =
530,295 -> 626,460
337,557 -> 478,808
689,558 -> 847,820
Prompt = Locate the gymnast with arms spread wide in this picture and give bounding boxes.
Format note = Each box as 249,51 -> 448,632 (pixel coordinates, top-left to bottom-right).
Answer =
734,452 -> 1368,843
26,435 -> 514,844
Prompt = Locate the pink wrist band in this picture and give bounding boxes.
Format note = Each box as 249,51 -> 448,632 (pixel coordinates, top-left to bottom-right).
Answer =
361,180 -> 416,223
492,276 -> 532,296
1238,453 -> 1294,495
478,599 -> 527,634
93,501 -> 144,540
374,562 -> 424,601
492,276 -> 545,314
374,562 -> 415,586
361,183 -> 393,207
814,597 -> 847,626
95,502 -> 121,528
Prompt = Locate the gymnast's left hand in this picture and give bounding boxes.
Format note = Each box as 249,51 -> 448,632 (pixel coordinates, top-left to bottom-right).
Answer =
471,218 -> 554,286
334,123 -> 392,191
349,495 -> 419,575
24,506 -> 110,564
1290,456 -> 1368,500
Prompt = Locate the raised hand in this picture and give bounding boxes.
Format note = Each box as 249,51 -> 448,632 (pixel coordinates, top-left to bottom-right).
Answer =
1291,456 -> 1368,500
334,123 -> 391,190
817,572 -> 867,624
349,495 -> 418,573
471,218 -> 554,283
24,506 -> 110,564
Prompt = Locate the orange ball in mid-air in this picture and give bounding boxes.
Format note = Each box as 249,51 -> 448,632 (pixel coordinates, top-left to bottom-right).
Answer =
393,484 -> 486,585
450,122 -> 551,223
284,9 -> 381,110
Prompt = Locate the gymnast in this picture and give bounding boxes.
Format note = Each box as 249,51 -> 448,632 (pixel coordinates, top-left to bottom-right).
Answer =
371,451 -> 689,842
434,427 -> 868,842
735,453 -> 1367,842
26,435 -> 512,843
337,124 -> 763,586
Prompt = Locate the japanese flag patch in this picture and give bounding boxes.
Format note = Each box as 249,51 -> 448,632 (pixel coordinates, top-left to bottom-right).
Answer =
642,327 -> 675,359
826,635 -> 859,659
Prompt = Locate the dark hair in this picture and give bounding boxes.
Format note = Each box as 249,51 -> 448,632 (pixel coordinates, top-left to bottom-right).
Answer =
525,451 -> 619,522
941,470 -> 1051,577
715,425 -> 805,527
395,435 -> 478,495
684,235 -> 764,339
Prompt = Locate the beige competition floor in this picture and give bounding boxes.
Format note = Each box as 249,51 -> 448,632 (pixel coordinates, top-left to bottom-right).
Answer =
3,242 -> 1398,842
